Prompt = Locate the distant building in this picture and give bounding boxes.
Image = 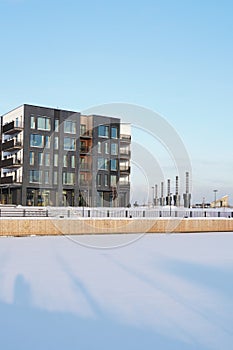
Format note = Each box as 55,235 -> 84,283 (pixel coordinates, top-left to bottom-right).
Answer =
0,104 -> 131,207
210,195 -> 229,208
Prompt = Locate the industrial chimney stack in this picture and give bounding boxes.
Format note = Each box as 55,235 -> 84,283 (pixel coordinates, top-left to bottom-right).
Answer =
183,172 -> 191,208
173,176 -> 180,206
160,181 -> 165,206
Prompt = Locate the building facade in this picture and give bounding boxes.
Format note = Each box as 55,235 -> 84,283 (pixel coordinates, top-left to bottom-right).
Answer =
0,104 -> 131,207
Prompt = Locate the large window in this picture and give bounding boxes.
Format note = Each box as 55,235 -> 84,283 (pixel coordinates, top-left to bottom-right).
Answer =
104,142 -> 109,154
44,171 -> 50,184
63,172 -> 75,185
54,136 -> 59,150
54,119 -> 59,132
45,135 -> 50,148
30,134 -> 44,147
98,141 -> 102,154
111,143 -> 118,155
80,124 -> 86,135
111,159 -> 117,171
64,137 -> 76,151
37,116 -> 51,131
54,154 -> 58,167
45,153 -> 50,166
38,152 -> 43,166
64,121 -> 76,134
29,151 -> 34,165
98,157 -> 108,170
98,125 -> 109,138
111,126 -> 118,139
63,155 -> 68,167
71,155 -> 75,168
29,170 -> 42,183
110,175 -> 117,186
53,171 -> 58,185
30,115 -> 35,129
104,174 -> 109,187
97,173 -> 101,186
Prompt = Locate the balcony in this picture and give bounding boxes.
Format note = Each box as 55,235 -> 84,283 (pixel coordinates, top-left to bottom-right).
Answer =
119,180 -> 130,187
80,163 -> 91,171
120,165 -> 131,174
0,176 -> 22,184
3,121 -> 23,135
120,149 -> 131,158
80,146 -> 91,154
120,135 -> 131,143
0,158 -> 22,169
2,139 -> 23,152
80,131 -> 92,139
79,179 -> 92,187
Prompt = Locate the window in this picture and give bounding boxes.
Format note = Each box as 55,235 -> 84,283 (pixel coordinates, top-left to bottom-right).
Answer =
38,153 -> 43,166
45,135 -> 50,148
54,154 -> 58,167
64,120 -> 76,134
98,141 -> 102,154
29,170 -> 42,183
45,153 -> 50,166
104,142 -> 109,154
30,134 -> 44,147
53,171 -> 58,185
44,171 -> 50,184
71,155 -> 75,168
98,157 -> 108,170
80,173 -> 85,184
64,137 -> 76,151
111,159 -> 117,171
29,151 -> 34,165
80,124 -> 86,135
63,172 -> 75,185
63,155 -> 68,167
98,125 -> 109,138
80,157 -> 88,170
111,143 -> 118,155
54,119 -> 59,132
30,115 -> 35,129
97,173 -> 101,186
111,175 -> 117,186
104,174 -> 108,187
111,126 -> 118,139
54,136 -> 59,150
37,116 -> 51,131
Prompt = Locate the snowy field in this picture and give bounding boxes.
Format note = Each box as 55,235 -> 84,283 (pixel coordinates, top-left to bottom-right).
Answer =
0,232 -> 232,350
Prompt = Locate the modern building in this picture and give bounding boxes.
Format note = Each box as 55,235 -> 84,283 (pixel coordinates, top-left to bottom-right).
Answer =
0,104 -> 131,207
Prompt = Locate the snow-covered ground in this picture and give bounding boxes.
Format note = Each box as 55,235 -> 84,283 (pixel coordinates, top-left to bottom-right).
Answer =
0,233 -> 232,350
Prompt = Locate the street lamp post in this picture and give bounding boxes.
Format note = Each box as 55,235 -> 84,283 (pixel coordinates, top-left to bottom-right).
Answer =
213,189 -> 218,209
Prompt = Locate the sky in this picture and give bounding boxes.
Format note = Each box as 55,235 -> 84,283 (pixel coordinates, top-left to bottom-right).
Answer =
1,0 -> 233,203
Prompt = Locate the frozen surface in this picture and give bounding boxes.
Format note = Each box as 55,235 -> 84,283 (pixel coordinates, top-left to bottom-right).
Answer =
0,232 -> 233,350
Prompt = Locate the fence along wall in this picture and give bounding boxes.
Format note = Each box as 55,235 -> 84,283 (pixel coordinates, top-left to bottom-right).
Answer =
1,207 -> 232,218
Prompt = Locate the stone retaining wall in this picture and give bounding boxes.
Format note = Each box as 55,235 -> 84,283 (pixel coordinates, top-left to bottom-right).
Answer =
0,218 -> 233,236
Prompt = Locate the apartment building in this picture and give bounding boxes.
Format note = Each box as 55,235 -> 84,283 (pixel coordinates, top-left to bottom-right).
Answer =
0,104 -> 131,207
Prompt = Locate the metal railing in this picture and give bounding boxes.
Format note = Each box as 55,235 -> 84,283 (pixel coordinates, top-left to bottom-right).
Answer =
0,208 -> 48,217
0,207 -> 232,219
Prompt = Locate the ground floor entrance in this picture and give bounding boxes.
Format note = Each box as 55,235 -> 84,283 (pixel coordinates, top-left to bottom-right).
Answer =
0,186 -> 22,205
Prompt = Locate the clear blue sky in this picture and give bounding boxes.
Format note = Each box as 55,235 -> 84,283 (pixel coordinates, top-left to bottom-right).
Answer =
1,0 -> 233,203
